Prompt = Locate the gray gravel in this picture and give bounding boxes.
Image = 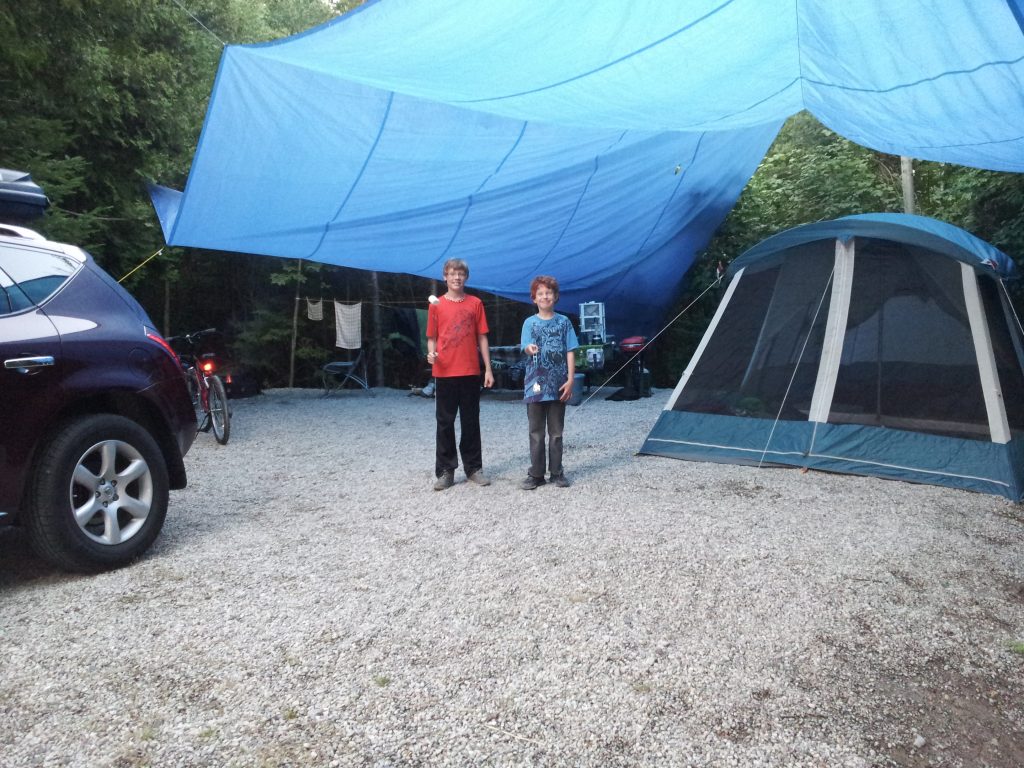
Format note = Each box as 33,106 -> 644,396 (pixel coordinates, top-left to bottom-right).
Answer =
2,387 -> 1023,767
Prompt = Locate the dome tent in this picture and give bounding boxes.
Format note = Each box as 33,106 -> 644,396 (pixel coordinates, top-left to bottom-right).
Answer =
641,214 -> 1024,499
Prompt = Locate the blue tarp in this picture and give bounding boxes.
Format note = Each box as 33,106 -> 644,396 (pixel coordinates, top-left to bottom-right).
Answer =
153,0 -> 1024,333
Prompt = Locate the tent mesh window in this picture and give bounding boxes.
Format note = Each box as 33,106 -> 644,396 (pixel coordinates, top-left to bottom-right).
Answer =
829,241 -> 988,439
980,277 -> 1024,433
674,243 -> 834,419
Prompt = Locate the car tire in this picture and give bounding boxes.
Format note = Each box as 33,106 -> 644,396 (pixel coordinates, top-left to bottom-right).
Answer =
25,414 -> 169,571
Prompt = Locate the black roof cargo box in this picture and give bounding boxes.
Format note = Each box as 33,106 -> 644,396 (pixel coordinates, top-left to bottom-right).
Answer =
0,169 -> 49,221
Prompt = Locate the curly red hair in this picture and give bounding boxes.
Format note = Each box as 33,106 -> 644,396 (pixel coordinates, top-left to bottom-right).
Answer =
530,275 -> 559,300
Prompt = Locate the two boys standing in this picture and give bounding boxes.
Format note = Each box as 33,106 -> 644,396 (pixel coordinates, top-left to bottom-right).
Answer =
426,260 -> 578,491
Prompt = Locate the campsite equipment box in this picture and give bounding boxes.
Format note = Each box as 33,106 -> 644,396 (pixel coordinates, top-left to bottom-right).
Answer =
569,373 -> 586,406
574,344 -> 606,371
578,302 -> 606,343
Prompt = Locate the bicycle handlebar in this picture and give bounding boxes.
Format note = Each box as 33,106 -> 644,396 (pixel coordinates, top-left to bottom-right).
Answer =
166,327 -> 219,345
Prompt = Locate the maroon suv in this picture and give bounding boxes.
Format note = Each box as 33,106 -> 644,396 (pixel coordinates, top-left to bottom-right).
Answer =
0,225 -> 197,570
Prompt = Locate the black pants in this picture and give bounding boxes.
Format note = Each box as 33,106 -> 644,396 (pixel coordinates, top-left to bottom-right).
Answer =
435,375 -> 483,477
527,400 -> 566,478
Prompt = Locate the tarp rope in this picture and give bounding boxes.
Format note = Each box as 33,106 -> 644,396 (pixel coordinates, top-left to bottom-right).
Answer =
166,0 -> 226,47
118,247 -> 164,284
574,274 -> 724,412
757,267 -> 835,468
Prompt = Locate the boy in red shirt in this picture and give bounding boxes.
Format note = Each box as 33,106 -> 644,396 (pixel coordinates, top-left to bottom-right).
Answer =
426,259 -> 494,490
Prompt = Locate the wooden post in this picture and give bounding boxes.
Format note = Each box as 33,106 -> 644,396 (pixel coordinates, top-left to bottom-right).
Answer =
370,270 -> 384,387
289,258 -> 302,389
900,156 -> 915,214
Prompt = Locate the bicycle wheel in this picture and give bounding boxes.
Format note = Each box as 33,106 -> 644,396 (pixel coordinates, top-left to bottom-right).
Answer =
186,368 -> 201,412
207,375 -> 231,445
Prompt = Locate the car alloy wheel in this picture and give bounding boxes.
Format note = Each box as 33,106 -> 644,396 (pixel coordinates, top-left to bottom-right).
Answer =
26,414 -> 169,571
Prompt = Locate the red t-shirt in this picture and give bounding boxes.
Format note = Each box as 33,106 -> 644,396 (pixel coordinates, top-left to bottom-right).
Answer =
426,294 -> 489,377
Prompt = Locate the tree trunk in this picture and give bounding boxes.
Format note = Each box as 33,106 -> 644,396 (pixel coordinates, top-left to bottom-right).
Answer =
900,156 -> 915,214
370,270 -> 384,387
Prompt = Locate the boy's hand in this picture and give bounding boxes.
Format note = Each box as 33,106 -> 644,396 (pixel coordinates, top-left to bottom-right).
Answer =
524,343 -> 539,355
558,378 -> 573,402
483,370 -> 494,388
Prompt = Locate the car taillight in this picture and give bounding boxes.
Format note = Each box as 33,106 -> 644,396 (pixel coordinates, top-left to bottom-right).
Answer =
145,327 -> 181,367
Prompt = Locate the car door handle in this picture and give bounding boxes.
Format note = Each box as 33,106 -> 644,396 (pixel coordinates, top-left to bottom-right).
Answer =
4,355 -> 56,371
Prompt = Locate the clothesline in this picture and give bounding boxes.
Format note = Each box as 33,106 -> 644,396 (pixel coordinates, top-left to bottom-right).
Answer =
295,295 -> 527,308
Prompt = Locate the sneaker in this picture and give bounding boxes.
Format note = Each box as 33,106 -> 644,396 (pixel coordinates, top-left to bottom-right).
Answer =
550,473 -> 571,488
520,474 -> 545,490
467,470 -> 491,486
433,470 -> 454,491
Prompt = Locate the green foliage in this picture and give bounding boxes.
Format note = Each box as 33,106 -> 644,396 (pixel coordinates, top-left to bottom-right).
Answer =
1,0 -> 366,387
703,113 -> 903,268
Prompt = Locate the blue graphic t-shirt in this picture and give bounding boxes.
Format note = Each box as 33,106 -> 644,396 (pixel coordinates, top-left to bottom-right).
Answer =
521,313 -> 579,403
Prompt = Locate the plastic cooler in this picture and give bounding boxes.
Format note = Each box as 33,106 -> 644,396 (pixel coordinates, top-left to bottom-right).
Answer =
569,373 -> 586,406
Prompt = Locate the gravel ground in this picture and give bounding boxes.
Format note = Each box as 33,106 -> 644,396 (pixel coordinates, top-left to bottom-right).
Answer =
2,386 -> 1023,768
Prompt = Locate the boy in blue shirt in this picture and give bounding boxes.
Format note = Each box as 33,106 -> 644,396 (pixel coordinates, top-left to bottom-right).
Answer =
520,275 -> 579,489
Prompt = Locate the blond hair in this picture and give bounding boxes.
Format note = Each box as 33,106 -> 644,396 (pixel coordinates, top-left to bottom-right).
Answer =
443,258 -> 469,278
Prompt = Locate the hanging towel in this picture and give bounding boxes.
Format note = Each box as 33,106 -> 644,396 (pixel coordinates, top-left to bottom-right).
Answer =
415,308 -> 429,357
306,298 -> 323,321
335,301 -> 362,349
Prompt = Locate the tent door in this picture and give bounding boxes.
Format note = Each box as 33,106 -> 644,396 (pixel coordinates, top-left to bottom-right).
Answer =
665,267 -> 745,411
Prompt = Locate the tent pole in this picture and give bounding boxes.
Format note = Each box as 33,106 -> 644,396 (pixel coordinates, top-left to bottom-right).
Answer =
962,263 -> 1011,442
900,156 -> 915,214
289,258 -> 302,389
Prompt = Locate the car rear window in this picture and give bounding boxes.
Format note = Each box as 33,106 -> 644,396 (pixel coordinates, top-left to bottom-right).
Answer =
0,265 -> 35,315
0,241 -> 82,307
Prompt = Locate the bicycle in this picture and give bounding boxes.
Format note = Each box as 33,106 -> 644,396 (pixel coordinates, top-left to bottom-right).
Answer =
166,328 -> 231,445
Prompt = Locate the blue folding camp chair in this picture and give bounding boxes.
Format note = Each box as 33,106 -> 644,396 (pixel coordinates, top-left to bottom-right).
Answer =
321,348 -> 368,393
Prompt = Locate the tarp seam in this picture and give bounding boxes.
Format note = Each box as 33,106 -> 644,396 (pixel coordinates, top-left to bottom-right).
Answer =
308,92 -> 394,260
451,0 -> 741,105
420,121 -> 528,273
602,133 -> 704,299
793,0 -> 807,107
804,54 -> 1024,96
873,132 -> 1024,153
517,131 -> 629,281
